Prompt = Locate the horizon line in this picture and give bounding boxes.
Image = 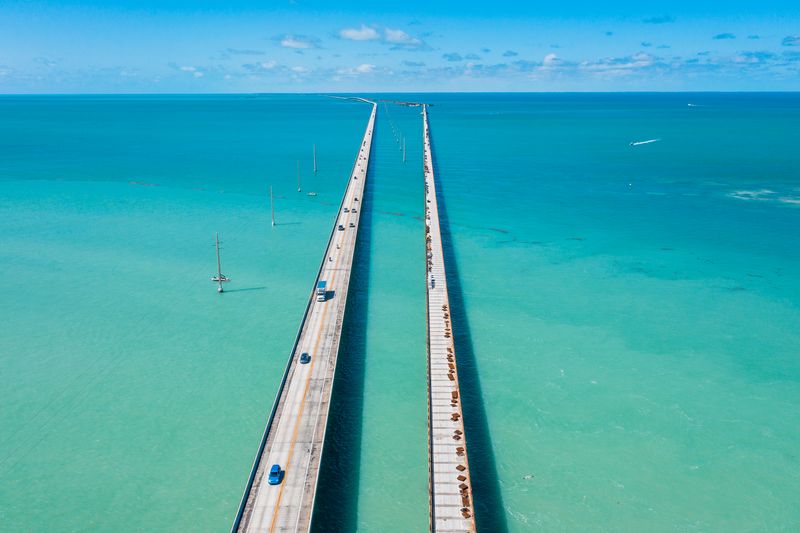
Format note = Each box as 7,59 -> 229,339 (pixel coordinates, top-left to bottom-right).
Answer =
2,90 -> 800,96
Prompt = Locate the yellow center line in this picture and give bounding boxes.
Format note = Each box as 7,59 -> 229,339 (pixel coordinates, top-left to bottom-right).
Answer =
267,299 -> 330,532
267,170 -> 364,532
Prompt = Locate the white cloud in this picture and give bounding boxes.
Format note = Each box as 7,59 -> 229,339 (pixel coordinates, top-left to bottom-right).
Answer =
280,36 -> 316,49
290,66 -> 309,73
241,60 -> 280,73
336,63 -> 379,76
175,65 -> 206,78
340,25 -> 380,41
543,53 -> 560,67
385,28 -> 421,46
335,25 -> 426,49
579,53 -> 656,77
517,53 -> 566,74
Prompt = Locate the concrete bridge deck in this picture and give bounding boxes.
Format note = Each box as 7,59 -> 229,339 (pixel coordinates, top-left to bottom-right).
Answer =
423,105 -> 477,532
232,100 -> 377,533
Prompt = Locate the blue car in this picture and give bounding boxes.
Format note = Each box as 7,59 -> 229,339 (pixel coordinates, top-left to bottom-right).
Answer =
268,464 -> 282,485
299,352 -> 311,364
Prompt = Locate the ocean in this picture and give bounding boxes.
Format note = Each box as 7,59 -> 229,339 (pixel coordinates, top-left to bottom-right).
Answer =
1,93 -> 798,531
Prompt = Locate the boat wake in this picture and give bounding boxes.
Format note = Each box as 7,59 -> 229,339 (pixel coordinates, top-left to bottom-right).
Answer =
630,139 -> 661,146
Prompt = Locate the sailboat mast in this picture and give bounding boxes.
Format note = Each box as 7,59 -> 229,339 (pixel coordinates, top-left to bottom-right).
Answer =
215,232 -> 224,293
216,233 -> 222,277
297,160 -> 301,192
270,186 -> 275,226
313,144 -> 317,174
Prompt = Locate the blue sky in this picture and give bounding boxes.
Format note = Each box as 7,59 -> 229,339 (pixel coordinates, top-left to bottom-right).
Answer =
1,0 -> 799,92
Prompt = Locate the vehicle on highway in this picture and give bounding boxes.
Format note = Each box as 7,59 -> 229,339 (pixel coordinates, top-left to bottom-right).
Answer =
268,464 -> 282,485
337,224 -> 345,231
316,280 -> 327,302
300,352 -> 311,364
349,222 -> 355,228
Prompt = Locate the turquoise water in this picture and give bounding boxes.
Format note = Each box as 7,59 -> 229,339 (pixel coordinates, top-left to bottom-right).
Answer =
1,94 -> 799,531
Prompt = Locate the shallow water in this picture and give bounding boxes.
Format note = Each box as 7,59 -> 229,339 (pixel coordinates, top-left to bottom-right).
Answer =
1,93 -> 799,531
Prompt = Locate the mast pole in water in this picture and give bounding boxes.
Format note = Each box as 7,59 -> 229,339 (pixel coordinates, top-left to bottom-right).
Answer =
297,160 -> 301,192
270,185 -> 275,226
215,232 -> 224,293
313,144 -> 317,174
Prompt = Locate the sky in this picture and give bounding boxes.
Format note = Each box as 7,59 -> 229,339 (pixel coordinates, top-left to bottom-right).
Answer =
1,0 -> 799,93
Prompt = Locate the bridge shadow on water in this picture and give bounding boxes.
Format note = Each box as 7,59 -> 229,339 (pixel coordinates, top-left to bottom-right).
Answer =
431,131 -> 509,532
310,159 -> 375,532
311,115 -> 506,531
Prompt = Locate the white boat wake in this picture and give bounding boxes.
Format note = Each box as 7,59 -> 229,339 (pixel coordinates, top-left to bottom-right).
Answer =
630,139 -> 661,146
